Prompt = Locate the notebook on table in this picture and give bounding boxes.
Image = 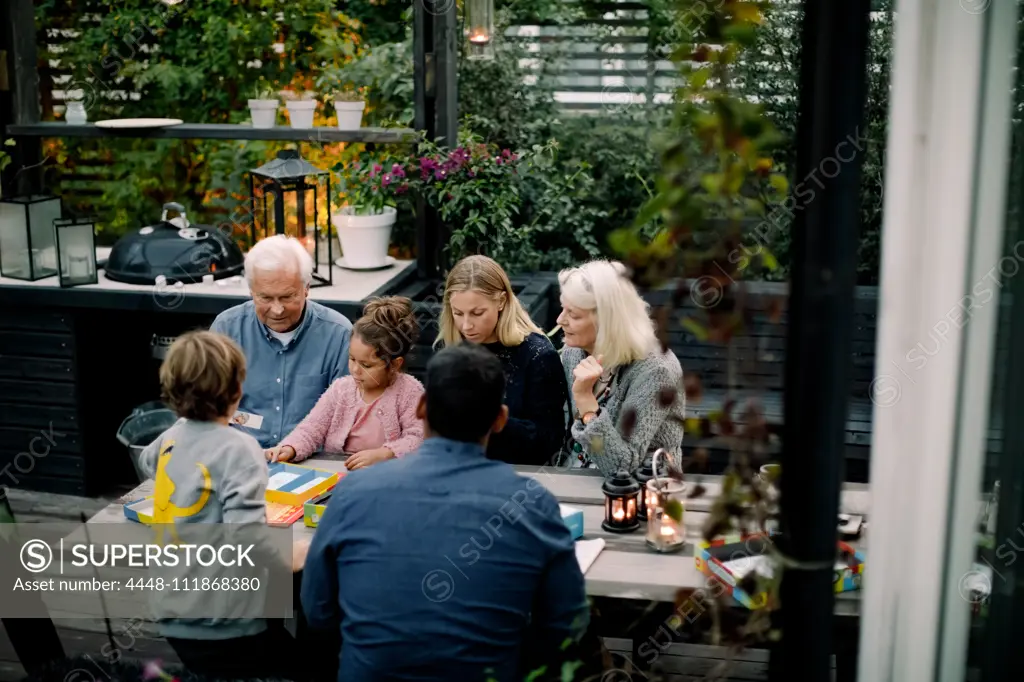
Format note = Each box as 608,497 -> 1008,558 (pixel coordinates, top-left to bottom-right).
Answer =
575,538 -> 605,574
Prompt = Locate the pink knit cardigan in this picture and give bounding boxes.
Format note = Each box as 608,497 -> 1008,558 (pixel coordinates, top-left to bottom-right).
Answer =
279,373 -> 425,461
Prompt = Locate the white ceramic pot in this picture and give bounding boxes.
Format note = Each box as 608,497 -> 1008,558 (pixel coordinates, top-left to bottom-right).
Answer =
65,101 -> 88,125
331,206 -> 396,269
334,100 -> 366,130
285,100 -> 317,129
248,99 -> 278,129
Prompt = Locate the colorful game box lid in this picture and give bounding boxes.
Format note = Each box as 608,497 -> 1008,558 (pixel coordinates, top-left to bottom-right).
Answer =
303,491 -> 332,528
265,462 -> 342,506
696,530 -> 864,609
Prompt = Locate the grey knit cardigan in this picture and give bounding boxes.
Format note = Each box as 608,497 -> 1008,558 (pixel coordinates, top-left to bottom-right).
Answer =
559,346 -> 685,476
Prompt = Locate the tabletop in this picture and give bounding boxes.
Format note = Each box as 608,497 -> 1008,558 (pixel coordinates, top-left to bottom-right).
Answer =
87,457 -> 867,615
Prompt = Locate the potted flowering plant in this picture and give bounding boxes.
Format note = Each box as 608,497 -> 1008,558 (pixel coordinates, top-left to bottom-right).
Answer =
331,155 -> 411,269
248,81 -> 279,129
280,89 -> 318,129
334,89 -> 366,130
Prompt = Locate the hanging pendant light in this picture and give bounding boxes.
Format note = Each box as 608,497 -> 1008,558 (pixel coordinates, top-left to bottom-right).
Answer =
465,0 -> 496,60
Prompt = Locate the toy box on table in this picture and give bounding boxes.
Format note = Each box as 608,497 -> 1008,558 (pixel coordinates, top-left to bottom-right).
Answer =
696,530 -> 865,609
124,462 -> 342,525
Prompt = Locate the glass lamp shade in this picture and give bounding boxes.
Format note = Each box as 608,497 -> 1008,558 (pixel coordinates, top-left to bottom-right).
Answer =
0,196 -> 63,281
635,449 -> 669,521
54,217 -> 98,287
644,448 -> 686,553
602,469 -> 641,533
465,0 -> 495,60
645,478 -> 687,553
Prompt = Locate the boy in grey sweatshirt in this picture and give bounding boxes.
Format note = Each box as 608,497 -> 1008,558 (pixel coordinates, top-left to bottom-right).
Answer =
136,330 -> 304,680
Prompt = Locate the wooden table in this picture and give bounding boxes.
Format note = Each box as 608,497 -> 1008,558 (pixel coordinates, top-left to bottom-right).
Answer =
86,458 -> 867,616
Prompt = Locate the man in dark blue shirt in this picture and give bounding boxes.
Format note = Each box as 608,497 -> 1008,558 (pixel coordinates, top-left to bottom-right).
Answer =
301,343 -> 590,682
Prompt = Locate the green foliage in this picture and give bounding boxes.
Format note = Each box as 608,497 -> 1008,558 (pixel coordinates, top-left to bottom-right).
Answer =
731,0 -> 893,284
334,154 -> 412,215
37,0 -> 361,240
0,139 -> 15,198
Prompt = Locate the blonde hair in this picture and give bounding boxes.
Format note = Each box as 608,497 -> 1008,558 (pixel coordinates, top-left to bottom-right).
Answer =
558,259 -> 658,369
435,255 -> 543,349
161,330 -> 246,421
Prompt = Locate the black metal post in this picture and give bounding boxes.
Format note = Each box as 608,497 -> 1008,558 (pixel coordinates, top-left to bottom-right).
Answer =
771,0 -> 870,679
413,0 -> 458,279
414,0 -> 439,279
1,0 -> 43,196
980,55 -> 1024,681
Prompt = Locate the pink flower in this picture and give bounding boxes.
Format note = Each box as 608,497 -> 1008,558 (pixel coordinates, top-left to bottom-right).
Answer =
143,661 -> 165,681
382,173 -> 392,187
371,164 -> 383,177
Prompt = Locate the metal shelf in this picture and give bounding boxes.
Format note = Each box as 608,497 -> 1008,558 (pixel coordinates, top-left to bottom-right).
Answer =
5,122 -> 420,144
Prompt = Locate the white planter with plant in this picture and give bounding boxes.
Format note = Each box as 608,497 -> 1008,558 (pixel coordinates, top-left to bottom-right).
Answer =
248,85 -> 279,129
331,158 -> 407,269
282,91 -> 317,129
334,91 -> 366,130
331,207 -> 396,269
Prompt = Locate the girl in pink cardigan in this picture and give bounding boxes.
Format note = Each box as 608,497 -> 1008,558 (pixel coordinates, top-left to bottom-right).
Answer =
265,296 -> 425,470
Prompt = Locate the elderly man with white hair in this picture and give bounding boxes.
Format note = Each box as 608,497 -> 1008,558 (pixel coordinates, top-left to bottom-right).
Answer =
210,235 -> 352,449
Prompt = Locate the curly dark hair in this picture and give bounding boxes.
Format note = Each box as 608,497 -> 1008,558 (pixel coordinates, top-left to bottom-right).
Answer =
352,296 -> 419,366
159,330 -> 246,421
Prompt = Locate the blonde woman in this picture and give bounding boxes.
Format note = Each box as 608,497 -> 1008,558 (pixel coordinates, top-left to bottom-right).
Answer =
557,259 -> 684,475
436,255 -> 569,464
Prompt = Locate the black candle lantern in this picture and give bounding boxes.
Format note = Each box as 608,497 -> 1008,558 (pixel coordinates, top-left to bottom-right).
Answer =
0,195 -> 63,281
602,469 -> 641,533
248,150 -> 333,287
54,217 -> 98,287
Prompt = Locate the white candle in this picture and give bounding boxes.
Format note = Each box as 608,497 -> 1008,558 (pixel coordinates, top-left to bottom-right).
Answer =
612,499 -> 625,521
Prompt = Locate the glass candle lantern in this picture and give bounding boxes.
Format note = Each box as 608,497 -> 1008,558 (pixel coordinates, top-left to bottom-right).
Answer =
645,449 -> 687,553
465,0 -> 495,60
635,448 -> 671,521
54,217 -> 98,287
0,196 -> 62,281
248,150 -> 333,286
601,470 -> 641,533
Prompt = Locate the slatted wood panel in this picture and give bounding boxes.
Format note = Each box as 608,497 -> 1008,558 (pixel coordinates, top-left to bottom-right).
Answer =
0,310 -> 85,495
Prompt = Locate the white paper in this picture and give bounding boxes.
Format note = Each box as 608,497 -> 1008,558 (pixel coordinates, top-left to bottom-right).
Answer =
291,477 -> 328,495
267,471 -> 300,490
575,538 -> 605,574
559,503 -> 580,517
231,410 -> 264,430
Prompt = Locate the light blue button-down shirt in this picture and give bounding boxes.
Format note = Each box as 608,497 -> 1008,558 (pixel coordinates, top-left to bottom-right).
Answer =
210,299 -> 352,448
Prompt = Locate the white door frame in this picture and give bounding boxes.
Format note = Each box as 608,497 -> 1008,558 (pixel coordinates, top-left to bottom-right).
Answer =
857,0 -> 1015,680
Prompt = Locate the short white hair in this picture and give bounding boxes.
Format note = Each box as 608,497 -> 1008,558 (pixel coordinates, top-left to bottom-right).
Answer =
244,235 -> 314,286
559,259 -> 659,368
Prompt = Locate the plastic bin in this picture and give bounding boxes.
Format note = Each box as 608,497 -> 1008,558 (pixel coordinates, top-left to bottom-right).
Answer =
116,400 -> 179,482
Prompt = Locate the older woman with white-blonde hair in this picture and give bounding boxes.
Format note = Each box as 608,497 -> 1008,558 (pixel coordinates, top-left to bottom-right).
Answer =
210,234 -> 353,449
556,259 -> 684,475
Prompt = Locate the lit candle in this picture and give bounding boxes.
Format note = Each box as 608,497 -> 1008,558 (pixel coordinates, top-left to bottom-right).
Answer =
612,499 -> 625,521
660,523 -> 675,537
626,498 -> 636,517
469,32 -> 491,44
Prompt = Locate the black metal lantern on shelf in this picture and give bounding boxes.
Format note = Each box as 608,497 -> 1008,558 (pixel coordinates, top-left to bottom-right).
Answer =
601,469 -> 642,533
0,195 -> 62,281
248,149 -> 333,287
54,216 -> 98,287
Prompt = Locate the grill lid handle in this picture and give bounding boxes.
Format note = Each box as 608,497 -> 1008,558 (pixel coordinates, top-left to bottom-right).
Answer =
161,202 -> 189,227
